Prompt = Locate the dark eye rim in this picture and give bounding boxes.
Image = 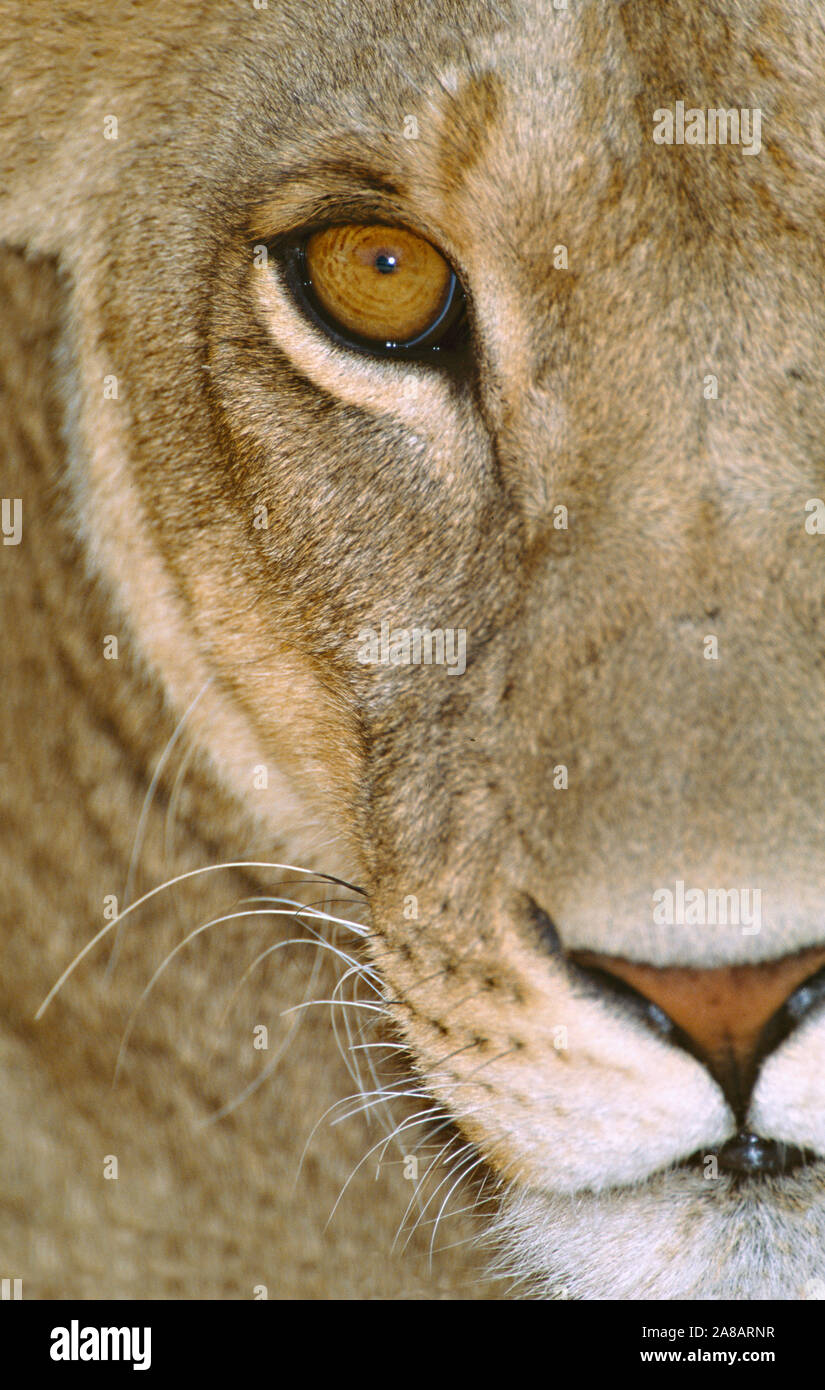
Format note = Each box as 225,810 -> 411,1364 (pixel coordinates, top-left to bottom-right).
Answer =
274,228 -> 470,363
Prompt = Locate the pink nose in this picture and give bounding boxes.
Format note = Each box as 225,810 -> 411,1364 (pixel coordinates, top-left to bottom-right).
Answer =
571,943 -> 825,1100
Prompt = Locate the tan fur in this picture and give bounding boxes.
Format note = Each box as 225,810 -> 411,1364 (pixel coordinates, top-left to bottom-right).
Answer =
3,0 -> 825,1300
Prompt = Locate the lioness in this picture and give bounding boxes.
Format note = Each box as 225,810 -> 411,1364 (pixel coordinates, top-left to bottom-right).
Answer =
2,0 -> 825,1301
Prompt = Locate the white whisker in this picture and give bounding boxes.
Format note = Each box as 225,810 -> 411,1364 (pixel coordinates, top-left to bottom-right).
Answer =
393,1133 -> 460,1249
34,860 -> 366,1021
111,906 -> 369,1085
106,679 -> 212,979
280,998 -> 385,1017
201,930 -> 331,1128
205,927 -> 372,1063
324,1107 -> 452,1230
400,1140 -> 475,1255
428,1153 -> 488,1263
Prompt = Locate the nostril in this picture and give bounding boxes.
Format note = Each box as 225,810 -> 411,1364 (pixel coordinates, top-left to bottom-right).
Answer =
524,896 -> 563,955
768,963 -> 825,1037
526,898 -> 687,1046
572,958 -> 684,1048
526,905 -> 825,1114
568,943 -> 825,1117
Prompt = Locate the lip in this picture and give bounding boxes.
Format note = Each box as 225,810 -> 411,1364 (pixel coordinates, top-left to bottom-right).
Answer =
679,1130 -> 820,1179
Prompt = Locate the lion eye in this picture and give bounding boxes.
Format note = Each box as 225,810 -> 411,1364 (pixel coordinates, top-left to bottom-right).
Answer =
298,223 -> 465,354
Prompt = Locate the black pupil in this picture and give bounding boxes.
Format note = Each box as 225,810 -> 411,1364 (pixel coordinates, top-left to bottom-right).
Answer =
375,252 -> 397,274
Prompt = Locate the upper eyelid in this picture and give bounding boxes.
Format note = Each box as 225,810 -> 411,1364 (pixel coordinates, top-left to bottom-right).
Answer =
249,196 -> 409,248
248,195 -> 466,277
248,163 -> 407,225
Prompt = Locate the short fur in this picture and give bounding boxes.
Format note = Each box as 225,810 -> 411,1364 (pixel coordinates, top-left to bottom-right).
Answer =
2,0 -> 825,1299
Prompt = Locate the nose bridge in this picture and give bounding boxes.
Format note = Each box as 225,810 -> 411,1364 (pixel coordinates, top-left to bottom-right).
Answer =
511,253 -> 825,714
496,204 -> 825,966
520,562 -> 825,966
508,368 -> 825,969
509,216 -> 823,560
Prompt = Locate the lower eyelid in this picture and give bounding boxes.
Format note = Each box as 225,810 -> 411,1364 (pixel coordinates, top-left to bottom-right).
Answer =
251,252 -> 457,424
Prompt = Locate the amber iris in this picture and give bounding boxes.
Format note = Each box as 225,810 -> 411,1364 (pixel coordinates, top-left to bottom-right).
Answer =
304,224 -> 453,344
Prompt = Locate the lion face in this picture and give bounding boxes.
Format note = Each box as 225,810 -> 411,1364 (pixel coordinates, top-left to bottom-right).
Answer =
13,0 -> 825,1297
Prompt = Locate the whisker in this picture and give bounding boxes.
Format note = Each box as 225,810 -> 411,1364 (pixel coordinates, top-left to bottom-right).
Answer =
111,905 -> 370,1086
243,889 -> 366,910
298,1087 -> 433,1182
35,861 -> 366,1020
293,1087 -> 400,1187
329,960 -> 369,1104
327,952 -> 390,1113
394,1100 -> 497,1245
201,929 -> 333,1128
204,883 -> 375,1126
280,998 -> 385,1017
324,1107 -> 450,1229
393,1132 -> 461,1248
329,1082 -> 432,1127
399,1141 -> 477,1256
428,1153 -> 488,1264
205,926 -> 373,1064
106,679 -> 212,979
